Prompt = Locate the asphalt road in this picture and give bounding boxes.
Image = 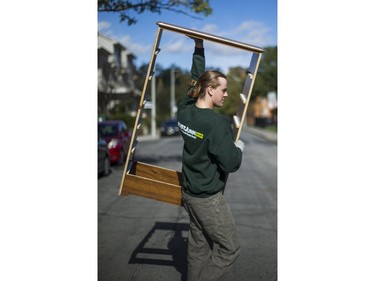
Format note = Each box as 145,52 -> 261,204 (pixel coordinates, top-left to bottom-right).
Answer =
98,127 -> 277,281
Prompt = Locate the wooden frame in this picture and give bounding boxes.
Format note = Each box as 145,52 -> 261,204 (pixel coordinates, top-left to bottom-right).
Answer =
119,22 -> 265,206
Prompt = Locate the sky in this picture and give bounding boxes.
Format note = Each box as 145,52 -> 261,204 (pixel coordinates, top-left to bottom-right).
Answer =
98,0 -> 277,73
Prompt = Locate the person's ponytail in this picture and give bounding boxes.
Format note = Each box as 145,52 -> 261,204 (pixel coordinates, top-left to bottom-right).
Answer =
192,83 -> 202,98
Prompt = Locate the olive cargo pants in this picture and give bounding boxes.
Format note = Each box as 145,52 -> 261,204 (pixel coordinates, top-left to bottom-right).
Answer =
182,191 -> 241,281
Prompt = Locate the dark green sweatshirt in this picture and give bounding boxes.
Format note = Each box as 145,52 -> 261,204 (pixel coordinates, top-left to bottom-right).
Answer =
177,48 -> 242,197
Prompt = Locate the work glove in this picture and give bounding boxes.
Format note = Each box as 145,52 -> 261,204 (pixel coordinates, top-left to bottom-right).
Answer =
235,140 -> 245,152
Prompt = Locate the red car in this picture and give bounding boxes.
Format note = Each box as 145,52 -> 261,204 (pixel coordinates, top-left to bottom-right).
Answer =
98,120 -> 130,165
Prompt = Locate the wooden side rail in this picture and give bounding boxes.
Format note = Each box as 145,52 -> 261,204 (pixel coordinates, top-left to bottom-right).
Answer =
157,21 -> 265,53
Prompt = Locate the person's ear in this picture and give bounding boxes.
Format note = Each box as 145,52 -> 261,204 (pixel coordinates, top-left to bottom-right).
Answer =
207,86 -> 213,97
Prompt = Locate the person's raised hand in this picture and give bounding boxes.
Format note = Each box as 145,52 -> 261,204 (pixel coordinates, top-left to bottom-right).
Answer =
187,36 -> 203,48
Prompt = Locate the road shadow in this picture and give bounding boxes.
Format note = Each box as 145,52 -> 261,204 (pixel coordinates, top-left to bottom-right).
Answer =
129,222 -> 189,281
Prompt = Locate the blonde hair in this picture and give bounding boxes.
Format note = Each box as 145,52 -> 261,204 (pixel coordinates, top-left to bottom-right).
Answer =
191,70 -> 227,98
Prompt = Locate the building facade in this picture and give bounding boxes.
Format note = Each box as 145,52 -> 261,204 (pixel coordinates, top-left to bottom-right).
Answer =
98,33 -> 139,114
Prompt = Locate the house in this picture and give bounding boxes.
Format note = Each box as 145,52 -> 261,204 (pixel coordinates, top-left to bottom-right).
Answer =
247,93 -> 277,127
98,33 -> 140,113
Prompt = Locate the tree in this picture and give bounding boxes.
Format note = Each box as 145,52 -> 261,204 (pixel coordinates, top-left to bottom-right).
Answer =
98,0 -> 212,25
252,46 -> 277,99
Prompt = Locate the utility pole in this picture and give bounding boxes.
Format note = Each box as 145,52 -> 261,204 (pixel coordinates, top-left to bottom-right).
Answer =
151,75 -> 156,138
170,68 -> 176,119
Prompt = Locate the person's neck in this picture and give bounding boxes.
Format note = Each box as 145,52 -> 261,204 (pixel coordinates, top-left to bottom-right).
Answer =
195,96 -> 213,109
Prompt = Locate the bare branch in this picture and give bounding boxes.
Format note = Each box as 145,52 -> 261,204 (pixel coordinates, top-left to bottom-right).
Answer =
98,0 -> 212,25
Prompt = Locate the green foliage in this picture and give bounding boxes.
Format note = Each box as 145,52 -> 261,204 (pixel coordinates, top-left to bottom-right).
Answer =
153,66 -> 191,126
252,46 -> 277,99
108,112 -> 136,129
216,47 -> 277,116
98,0 -> 212,25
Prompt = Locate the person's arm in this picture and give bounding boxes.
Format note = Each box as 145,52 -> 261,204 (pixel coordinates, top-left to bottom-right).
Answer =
179,38 -> 205,108
209,117 -> 243,173
190,38 -> 205,84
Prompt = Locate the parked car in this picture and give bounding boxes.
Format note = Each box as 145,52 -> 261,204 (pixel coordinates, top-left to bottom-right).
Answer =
98,120 -> 130,164
160,119 -> 180,137
98,134 -> 111,176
